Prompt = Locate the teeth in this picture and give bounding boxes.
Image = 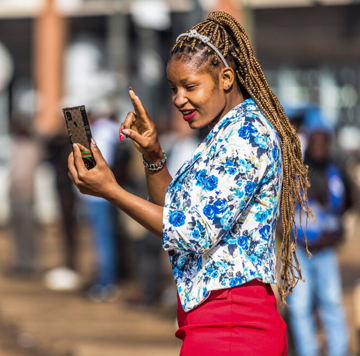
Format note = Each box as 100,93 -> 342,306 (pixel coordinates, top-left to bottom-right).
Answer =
183,111 -> 193,115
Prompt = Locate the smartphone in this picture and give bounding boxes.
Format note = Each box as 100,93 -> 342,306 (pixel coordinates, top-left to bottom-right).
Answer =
62,105 -> 96,169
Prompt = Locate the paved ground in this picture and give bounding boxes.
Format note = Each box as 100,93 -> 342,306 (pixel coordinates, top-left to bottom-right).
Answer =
0,211 -> 359,356
0,224 -> 181,356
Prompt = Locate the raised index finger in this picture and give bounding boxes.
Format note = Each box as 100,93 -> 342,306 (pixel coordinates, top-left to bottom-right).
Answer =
129,89 -> 150,123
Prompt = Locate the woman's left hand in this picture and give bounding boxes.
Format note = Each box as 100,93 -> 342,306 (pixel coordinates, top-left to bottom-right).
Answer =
68,139 -> 118,199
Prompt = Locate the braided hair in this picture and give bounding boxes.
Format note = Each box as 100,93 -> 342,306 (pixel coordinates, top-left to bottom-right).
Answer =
169,11 -> 313,303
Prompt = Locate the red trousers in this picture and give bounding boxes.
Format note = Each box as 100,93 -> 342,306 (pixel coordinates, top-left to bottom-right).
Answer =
176,280 -> 288,356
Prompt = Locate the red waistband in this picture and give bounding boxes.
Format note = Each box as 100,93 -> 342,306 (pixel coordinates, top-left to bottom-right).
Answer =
208,279 -> 268,299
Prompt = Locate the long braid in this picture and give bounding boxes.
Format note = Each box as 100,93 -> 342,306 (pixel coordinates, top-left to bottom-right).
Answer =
170,11 -> 314,304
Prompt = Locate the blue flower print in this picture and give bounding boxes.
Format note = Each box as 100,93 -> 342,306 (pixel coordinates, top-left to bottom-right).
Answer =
195,221 -> 205,237
230,276 -> 242,287
203,204 -> 215,220
249,254 -> 260,265
232,187 -> 244,199
220,211 -> 234,229
208,145 -> 216,160
255,209 -> 268,223
272,146 -> 279,161
218,119 -> 228,130
245,181 -> 257,196
173,267 -> 183,279
203,288 -> 208,298
255,244 -> 265,255
238,123 -> 256,140
259,225 -> 271,240
225,159 -> 235,168
162,98 -> 282,312
204,175 -> 218,191
193,153 -> 201,162
238,159 -> 253,174
178,256 -> 186,268
213,200 -> 229,215
254,135 -> 268,149
191,229 -> 201,239
169,210 -> 186,227
206,267 -> 214,276
195,169 -> 207,186
227,167 -> 237,175
237,235 -> 249,249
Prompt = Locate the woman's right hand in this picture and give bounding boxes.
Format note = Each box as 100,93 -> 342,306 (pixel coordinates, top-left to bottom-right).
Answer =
120,89 -> 163,163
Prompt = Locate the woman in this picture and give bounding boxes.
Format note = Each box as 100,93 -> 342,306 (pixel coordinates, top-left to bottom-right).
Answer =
68,11 -> 312,356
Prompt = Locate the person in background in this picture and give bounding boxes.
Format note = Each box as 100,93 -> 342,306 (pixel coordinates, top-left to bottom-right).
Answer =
43,131 -> 81,291
8,115 -> 41,277
82,99 -> 121,302
161,106 -> 201,177
287,121 -> 350,356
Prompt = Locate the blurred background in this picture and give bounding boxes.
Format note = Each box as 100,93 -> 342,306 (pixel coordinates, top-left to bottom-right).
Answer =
0,0 -> 359,355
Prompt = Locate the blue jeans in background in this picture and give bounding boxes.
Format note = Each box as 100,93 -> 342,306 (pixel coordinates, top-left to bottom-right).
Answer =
287,247 -> 348,356
87,199 -> 118,286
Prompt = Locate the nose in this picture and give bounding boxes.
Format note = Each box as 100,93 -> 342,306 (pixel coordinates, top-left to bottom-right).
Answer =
173,89 -> 188,109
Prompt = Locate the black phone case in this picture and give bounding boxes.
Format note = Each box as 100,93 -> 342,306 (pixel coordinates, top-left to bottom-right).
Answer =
62,105 -> 96,169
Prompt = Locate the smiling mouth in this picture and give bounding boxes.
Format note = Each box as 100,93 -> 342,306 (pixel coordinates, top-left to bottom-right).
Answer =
182,110 -> 197,121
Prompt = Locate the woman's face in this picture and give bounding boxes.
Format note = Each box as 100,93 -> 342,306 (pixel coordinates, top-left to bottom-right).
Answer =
167,57 -> 227,130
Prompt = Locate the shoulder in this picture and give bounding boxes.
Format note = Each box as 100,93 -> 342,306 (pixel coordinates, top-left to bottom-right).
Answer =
218,101 -> 280,151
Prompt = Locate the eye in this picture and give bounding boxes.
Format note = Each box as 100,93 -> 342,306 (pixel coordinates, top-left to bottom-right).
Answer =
170,87 -> 177,94
186,85 -> 197,90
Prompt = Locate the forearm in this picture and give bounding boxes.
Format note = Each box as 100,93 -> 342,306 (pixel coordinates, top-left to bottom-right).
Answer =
104,183 -> 164,238
145,166 -> 173,206
142,147 -> 173,206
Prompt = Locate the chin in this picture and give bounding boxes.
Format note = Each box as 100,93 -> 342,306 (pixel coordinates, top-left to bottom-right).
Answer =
187,120 -> 208,130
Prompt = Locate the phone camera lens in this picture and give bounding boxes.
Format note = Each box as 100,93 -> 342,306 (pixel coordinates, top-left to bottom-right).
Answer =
66,112 -> 72,120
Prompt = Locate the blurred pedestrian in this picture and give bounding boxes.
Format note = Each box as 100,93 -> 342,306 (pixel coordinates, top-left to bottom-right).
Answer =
43,132 -> 81,291
82,99 -> 121,302
8,115 -> 41,277
161,106 -> 201,177
68,11 -> 313,355
288,123 -> 350,356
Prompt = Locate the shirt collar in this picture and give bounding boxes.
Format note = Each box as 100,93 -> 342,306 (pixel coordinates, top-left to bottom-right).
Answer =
203,98 -> 257,146
168,98 -> 258,187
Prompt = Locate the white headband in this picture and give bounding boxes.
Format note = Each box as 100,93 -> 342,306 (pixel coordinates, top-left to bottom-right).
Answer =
176,29 -> 229,67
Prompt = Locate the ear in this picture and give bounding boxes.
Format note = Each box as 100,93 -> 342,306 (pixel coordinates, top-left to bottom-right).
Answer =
220,67 -> 235,91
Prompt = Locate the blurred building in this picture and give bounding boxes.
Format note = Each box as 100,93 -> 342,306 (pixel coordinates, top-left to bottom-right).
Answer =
252,1 -> 360,152
0,0 -> 359,224
0,0 -> 358,134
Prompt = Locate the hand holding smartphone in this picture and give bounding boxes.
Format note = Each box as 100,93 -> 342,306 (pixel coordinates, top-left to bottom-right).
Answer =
62,105 -> 96,169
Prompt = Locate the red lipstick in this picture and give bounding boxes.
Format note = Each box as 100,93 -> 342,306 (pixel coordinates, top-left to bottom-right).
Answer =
180,109 -> 197,121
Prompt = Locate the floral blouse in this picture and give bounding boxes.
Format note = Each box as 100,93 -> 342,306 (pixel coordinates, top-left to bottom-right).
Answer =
162,98 -> 283,312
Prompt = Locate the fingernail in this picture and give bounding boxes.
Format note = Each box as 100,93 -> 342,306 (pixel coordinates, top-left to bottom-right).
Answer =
129,87 -> 134,93
119,134 -> 123,142
91,137 -> 97,147
121,129 -> 130,136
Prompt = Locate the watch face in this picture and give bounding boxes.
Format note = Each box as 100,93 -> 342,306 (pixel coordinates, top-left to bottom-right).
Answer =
0,42 -> 14,92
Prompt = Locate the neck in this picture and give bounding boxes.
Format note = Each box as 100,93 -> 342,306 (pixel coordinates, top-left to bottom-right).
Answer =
208,90 -> 245,130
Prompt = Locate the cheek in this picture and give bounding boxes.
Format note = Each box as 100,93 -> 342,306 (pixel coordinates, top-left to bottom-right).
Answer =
196,87 -> 223,109
194,88 -> 210,104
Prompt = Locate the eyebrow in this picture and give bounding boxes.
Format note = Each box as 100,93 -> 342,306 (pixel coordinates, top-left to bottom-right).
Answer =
168,76 -> 197,86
